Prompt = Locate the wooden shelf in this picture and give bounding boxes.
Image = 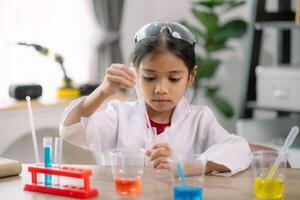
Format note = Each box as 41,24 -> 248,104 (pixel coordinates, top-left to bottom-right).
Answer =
0,92 -> 129,112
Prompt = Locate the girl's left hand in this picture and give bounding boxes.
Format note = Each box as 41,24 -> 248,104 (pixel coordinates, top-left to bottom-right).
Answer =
146,142 -> 173,171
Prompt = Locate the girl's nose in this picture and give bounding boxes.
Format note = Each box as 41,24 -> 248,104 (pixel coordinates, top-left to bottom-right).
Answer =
154,79 -> 168,94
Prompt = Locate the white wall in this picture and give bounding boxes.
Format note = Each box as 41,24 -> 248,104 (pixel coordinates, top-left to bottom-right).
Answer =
1,0 -> 299,132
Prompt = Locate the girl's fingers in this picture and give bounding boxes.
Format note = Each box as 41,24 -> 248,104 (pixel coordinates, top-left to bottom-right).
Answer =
146,149 -> 153,157
147,143 -> 173,171
152,156 -> 169,168
107,74 -> 135,88
106,64 -> 137,88
152,142 -> 172,151
129,66 -> 138,78
102,63 -> 137,94
112,64 -> 137,79
149,147 -> 172,161
156,162 -> 171,171
149,142 -> 172,161
108,67 -> 136,84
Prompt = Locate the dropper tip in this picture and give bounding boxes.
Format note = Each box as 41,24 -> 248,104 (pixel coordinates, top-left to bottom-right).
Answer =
292,126 -> 299,132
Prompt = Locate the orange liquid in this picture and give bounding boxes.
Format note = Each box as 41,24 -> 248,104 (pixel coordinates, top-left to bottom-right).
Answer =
115,177 -> 142,195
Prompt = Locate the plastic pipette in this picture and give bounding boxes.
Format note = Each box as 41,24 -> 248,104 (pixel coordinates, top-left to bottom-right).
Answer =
26,96 -> 40,163
176,161 -> 187,187
130,66 -> 155,146
266,126 -> 299,180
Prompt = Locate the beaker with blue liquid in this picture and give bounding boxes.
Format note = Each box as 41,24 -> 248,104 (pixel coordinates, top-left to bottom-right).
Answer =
170,155 -> 206,200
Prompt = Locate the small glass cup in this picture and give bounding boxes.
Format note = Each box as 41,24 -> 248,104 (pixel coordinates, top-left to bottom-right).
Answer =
251,151 -> 289,200
169,155 -> 206,200
109,147 -> 145,196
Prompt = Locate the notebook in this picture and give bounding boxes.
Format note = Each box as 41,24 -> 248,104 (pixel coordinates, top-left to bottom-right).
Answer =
0,157 -> 22,178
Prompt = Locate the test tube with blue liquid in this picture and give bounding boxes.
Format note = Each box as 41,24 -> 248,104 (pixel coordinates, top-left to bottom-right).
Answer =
43,137 -> 52,186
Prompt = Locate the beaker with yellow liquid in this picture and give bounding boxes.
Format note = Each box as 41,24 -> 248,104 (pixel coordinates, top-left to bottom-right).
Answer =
251,151 -> 288,200
254,177 -> 284,199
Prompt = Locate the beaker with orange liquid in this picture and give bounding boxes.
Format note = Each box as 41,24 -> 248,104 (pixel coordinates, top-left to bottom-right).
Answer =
109,148 -> 145,196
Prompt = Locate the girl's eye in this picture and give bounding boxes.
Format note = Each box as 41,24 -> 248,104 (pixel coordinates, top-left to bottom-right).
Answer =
142,75 -> 156,81
169,77 -> 181,82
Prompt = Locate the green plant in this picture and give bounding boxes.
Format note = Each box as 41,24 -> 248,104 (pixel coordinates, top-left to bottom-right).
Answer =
181,0 -> 247,118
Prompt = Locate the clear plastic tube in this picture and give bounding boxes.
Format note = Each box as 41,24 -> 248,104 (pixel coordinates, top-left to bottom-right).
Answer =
26,96 -> 39,163
43,137 -> 52,186
54,137 -> 60,164
130,66 -> 156,147
266,126 -> 299,180
54,137 -> 61,187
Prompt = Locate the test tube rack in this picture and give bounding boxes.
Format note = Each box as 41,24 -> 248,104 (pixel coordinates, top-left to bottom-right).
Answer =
24,164 -> 98,199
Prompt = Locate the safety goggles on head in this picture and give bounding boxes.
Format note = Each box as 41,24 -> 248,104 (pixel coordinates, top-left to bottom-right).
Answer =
134,21 -> 196,45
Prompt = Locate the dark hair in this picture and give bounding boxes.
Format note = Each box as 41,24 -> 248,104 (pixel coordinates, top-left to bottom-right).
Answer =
130,28 -> 196,73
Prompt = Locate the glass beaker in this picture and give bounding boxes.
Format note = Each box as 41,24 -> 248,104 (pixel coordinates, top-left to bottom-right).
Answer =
109,147 -> 145,196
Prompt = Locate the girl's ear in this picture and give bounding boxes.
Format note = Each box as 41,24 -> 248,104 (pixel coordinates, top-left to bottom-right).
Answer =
188,65 -> 198,87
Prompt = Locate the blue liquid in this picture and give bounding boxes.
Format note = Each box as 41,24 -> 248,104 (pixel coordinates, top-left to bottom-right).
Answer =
44,146 -> 52,186
173,186 -> 203,200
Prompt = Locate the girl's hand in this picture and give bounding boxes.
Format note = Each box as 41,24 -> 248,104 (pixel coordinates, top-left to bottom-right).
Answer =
146,142 -> 173,171
101,64 -> 137,96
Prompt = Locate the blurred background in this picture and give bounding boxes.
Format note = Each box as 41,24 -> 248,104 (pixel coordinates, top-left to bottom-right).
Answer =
0,0 -> 300,166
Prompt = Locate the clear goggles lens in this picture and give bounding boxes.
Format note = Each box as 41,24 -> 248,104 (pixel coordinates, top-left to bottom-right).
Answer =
134,22 -> 196,45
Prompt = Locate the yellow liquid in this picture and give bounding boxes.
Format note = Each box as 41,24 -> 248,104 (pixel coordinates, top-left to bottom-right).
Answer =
254,177 -> 284,199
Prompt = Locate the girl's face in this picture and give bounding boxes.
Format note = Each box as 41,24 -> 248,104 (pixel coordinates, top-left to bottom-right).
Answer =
138,51 -> 196,119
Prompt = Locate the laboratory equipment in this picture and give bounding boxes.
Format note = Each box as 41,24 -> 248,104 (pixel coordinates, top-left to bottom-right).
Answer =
43,137 -> 52,186
109,147 -> 145,195
26,96 -> 39,163
170,155 -> 206,200
24,165 -> 98,198
266,126 -> 299,180
251,151 -> 288,199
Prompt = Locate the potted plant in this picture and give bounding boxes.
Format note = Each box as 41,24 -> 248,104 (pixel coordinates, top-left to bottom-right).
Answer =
181,0 -> 247,118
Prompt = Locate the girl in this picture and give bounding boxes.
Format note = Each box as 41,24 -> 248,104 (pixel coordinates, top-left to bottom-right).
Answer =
60,21 -> 251,176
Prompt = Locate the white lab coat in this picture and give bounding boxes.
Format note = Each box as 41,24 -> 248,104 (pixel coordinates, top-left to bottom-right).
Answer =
60,97 -> 251,176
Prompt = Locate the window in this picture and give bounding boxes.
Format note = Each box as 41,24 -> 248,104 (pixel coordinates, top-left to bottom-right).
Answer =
0,0 -> 100,100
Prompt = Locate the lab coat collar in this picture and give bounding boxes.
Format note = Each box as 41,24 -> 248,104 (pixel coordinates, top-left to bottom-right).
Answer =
171,97 -> 191,123
131,96 -> 191,124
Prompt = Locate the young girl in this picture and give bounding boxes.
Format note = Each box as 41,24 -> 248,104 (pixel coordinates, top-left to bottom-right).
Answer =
60,21 -> 251,176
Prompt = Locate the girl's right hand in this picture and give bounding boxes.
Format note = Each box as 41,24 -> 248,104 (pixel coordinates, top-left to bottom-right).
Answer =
101,64 -> 137,96
146,142 -> 173,171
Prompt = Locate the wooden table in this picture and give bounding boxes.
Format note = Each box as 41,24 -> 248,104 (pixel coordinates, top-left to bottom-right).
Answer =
0,165 -> 299,199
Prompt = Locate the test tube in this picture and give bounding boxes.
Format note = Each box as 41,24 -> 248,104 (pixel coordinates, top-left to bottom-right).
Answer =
54,137 -> 61,164
54,137 -> 61,187
43,137 -> 52,186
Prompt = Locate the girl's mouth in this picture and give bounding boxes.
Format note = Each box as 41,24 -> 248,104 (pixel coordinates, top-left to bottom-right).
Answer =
152,99 -> 171,106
